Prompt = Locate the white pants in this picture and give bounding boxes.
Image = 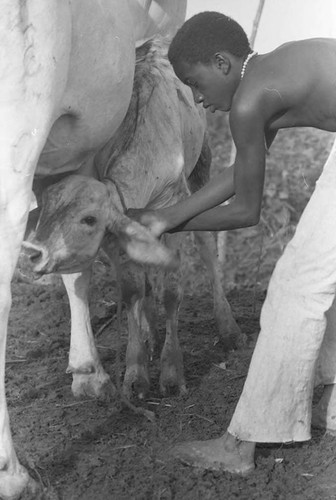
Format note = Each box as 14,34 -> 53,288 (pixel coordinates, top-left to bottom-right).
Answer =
228,137 -> 336,443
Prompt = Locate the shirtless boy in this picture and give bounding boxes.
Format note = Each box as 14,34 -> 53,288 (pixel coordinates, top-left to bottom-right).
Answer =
128,12 -> 336,473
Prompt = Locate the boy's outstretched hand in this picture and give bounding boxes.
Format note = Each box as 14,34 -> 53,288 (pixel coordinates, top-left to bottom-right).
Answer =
126,208 -> 169,238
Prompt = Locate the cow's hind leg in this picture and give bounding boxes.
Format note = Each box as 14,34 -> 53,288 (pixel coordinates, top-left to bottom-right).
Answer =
63,271 -> 115,400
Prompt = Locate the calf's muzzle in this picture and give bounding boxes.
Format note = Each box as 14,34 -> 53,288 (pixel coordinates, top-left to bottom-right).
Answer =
21,240 -> 51,276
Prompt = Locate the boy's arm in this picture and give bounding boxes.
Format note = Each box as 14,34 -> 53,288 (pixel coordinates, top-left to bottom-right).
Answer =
159,164 -> 236,227
127,110 -> 267,234
126,166 -> 236,236
157,104 -> 267,232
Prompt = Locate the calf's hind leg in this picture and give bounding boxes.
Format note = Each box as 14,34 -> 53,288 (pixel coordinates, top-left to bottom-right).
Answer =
193,231 -> 245,350
188,134 -> 243,349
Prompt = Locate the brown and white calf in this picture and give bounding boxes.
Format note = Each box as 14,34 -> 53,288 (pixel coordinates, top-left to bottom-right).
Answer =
25,39 -> 242,402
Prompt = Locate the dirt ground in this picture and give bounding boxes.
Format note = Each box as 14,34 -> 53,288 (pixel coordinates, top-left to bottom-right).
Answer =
6,270 -> 336,500
6,127 -> 336,499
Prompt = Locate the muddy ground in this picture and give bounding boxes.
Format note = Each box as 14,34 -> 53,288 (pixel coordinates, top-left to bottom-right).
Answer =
6,127 -> 336,499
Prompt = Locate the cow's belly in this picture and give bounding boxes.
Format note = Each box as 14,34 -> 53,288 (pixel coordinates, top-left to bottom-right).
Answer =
36,0 -> 135,177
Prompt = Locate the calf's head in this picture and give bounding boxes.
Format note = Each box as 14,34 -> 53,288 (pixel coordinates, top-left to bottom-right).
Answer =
24,175 -> 177,275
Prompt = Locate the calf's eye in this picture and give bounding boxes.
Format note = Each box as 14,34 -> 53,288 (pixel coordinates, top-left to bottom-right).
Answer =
81,216 -> 97,227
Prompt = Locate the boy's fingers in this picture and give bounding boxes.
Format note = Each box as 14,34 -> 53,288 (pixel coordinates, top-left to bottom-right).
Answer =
125,208 -> 166,237
126,208 -> 154,225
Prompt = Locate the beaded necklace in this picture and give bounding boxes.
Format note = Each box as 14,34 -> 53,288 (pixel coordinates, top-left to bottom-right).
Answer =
240,51 -> 258,80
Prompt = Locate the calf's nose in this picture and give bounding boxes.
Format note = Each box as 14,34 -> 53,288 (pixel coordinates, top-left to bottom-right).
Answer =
21,241 -> 47,266
28,248 -> 42,264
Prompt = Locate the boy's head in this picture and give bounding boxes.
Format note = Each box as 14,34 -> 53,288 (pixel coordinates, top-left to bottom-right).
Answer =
168,12 -> 251,67
168,12 -> 252,113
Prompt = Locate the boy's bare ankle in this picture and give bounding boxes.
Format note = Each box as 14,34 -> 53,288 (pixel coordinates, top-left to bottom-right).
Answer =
223,431 -> 256,457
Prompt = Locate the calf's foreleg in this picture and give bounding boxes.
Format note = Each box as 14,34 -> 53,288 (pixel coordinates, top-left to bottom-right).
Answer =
160,282 -> 187,395
158,233 -> 187,395
63,270 -> 115,400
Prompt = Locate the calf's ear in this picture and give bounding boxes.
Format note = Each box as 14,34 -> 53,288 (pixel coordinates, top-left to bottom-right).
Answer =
107,216 -> 179,270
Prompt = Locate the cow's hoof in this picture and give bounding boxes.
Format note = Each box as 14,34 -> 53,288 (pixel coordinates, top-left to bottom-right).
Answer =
160,367 -> 187,396
123,366 -> 150,400
0,464 -> 37,500
72,371 -> 116,401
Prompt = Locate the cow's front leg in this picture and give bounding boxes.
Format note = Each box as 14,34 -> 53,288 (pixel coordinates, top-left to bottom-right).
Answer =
62,271 -> 115,400
0,1 -> 72,495
0,173 -> 40,499
0,275 -> 35,500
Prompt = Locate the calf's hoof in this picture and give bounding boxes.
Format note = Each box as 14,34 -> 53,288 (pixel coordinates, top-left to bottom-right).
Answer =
219,329 -> 247,351
71,371 -> 116,401
123,365 -> 150,400
0,464 -> 37,500
160,366 -> 187,396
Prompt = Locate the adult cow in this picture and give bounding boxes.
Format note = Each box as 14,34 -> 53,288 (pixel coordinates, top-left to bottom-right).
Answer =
25,38 -> 241,404
0,1 -> 186,498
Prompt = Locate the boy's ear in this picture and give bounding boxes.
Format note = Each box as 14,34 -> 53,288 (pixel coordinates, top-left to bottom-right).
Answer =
214,52 -> 231,75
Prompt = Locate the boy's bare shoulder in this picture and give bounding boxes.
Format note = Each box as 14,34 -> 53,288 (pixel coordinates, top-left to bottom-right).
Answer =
232,38 -> 336,124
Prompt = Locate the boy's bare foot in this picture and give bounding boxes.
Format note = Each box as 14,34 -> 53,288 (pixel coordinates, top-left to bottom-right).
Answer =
170,431 -> 255,474
312,384 -> 336,434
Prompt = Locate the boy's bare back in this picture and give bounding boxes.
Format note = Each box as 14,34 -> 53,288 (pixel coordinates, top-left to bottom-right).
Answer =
235,38 -> 336,135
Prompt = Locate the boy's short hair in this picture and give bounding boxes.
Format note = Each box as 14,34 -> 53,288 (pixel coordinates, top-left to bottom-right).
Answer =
168,11 -> 251,66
